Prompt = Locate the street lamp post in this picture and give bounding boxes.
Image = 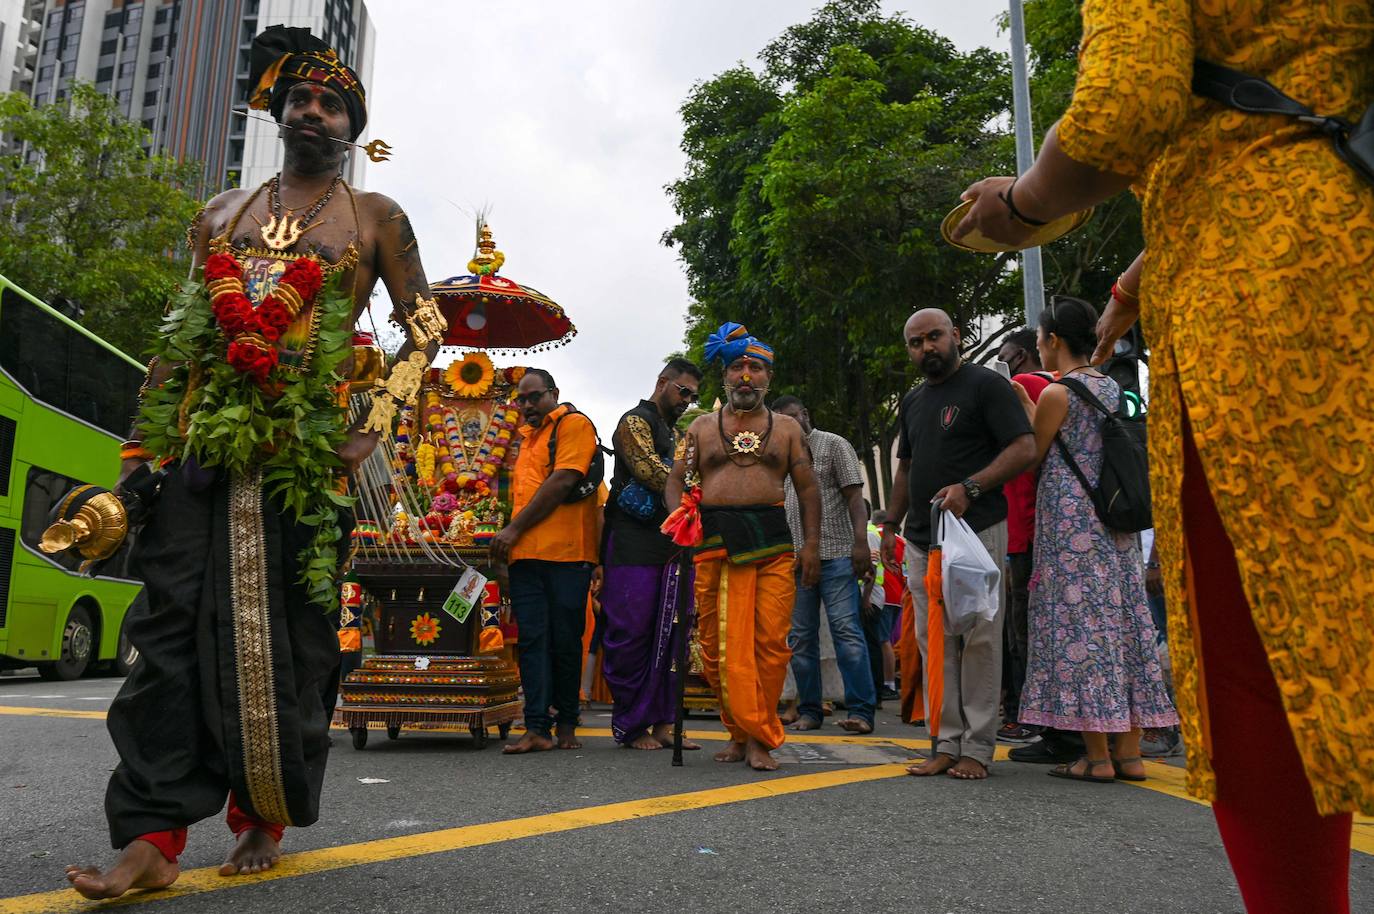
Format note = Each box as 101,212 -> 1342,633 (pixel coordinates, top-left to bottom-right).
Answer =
1008,0 -> 1046,327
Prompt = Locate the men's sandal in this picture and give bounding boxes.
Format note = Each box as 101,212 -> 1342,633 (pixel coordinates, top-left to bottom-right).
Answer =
1111,756 -> 1148,782
1047,756 -> 1116,784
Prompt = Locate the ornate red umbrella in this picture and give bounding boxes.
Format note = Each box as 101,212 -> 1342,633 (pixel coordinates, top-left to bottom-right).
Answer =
430,224 -> 575,354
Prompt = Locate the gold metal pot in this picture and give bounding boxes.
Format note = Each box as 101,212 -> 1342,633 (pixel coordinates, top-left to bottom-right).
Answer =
40,486 -> 129,562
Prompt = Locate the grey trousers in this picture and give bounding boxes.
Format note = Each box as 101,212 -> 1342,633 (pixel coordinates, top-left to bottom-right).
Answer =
904,519 -> 1008,768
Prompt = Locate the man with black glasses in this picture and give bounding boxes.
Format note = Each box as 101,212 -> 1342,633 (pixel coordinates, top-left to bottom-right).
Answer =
600,359 -> 704,749
492,369 -> 601,754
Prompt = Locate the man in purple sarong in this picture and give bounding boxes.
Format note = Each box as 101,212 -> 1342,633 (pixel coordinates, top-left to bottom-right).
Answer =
600,359 -> 704,749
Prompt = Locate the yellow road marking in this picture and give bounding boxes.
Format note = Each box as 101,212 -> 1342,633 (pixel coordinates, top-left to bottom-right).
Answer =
0,763 -> 909,914
0,706 -> 107,721
1122,756 -> 1374,856
5,706 -> 1369,859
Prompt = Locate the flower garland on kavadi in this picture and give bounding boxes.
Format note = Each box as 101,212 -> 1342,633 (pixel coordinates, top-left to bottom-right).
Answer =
137,250 -> 355,610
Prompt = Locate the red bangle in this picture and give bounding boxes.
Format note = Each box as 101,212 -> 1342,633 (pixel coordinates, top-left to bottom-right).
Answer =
1111,280 -> 1140,307
120,446 -> 153,461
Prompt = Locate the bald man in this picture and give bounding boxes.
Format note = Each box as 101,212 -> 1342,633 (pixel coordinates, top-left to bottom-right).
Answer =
880,309 -> 1034,780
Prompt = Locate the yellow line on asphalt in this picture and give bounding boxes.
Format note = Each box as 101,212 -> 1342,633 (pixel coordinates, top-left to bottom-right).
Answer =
0,763 -> 910,914
0,706 -> 107,720
5,705 -> 1369,857
1123,756 -> 1374,856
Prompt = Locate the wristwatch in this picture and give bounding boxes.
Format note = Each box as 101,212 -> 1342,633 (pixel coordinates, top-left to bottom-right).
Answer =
960,477 -> 983,501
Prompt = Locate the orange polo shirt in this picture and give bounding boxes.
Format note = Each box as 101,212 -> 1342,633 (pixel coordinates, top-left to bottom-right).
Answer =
510,404 -> 601,564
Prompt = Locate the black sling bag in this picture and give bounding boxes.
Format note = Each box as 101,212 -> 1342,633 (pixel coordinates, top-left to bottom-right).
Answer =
1193,58 -> 1374,188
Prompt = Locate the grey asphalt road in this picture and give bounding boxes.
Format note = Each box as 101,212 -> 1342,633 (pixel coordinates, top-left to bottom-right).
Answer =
0,671 -> 1370,914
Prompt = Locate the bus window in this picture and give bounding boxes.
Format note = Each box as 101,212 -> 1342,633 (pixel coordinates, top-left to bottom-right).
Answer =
0,289 -> 143,436
67,332 -> 142,437
0,289 -> 70,409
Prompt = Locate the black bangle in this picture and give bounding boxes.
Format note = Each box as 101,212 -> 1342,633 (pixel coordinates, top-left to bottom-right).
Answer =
998,180 -> 1050,227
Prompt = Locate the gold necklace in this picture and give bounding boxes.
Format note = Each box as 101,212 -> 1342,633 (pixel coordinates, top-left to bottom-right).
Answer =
260,174 -> 341,251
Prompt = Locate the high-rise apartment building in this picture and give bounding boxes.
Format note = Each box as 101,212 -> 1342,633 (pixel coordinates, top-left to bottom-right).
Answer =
26,0 -> 372,195
0,0 -> 45,95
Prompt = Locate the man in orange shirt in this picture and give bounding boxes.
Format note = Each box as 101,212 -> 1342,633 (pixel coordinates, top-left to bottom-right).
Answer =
491,369 -> 601,754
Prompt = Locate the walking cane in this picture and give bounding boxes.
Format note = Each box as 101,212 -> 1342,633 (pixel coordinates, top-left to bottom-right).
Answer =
670,546 -> 694,767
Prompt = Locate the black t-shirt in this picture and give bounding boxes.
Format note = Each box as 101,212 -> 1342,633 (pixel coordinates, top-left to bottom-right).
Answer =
897,362 -> 1032,548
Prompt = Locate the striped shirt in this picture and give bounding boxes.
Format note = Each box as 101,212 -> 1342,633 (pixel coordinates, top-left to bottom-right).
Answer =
784,428 -> 865,560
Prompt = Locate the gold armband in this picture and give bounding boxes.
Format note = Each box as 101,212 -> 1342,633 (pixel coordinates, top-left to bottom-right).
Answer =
405,293 -> 448,349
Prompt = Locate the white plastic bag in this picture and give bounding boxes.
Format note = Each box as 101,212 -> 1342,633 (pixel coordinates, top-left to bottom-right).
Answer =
939,512 -> 1001,636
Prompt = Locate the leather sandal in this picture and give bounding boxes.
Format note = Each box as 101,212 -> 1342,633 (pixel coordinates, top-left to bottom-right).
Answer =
1112,756 -> 1148,782
1048,756 -> 1116,784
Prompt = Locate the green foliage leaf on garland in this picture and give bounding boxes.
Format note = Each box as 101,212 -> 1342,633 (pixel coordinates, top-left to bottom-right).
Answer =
138,270 -> 355,610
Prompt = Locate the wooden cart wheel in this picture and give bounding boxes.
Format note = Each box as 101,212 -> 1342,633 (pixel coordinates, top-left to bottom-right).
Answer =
350,726 -> 368,750
497,721 -> 512,740
469,722 -> 489,749
386,723 -> 401,741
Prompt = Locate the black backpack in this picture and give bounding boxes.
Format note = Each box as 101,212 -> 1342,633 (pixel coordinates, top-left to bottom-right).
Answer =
546,404 -> 607,503
1053,377 -> 1152,534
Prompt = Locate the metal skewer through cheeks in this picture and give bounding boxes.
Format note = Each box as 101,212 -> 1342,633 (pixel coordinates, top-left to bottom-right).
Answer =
232,109 -> 393,162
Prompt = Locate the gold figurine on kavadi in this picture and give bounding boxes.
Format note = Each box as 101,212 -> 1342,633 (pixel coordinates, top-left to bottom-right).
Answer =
337,224 -> 577,749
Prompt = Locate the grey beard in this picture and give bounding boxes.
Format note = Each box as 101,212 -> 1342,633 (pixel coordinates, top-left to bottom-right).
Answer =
724,383 -> 768,412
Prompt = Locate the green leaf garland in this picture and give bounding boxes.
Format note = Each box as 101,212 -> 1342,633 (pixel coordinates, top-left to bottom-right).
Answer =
139,268 -> 355,610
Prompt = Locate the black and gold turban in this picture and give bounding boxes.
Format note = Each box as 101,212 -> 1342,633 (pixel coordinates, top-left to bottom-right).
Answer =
248,25 -> 367,141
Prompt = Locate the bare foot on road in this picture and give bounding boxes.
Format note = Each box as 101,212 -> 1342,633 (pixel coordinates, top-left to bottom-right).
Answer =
714,741 -> 746,763
745,738 -> 779,771
948,757 -> 989,780
629,732 -> 663,750
788,716 -> 822,731
555,724 -> 582,750
503,731 -> 555,754
651,723 -> 699,750
835,717 -> 873,734
219,829 -> 281,876
66,840 -> 178,900
906,752 -> 957,776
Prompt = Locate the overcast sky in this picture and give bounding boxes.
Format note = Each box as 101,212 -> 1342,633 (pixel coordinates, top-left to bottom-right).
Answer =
364,1 -> 1010,435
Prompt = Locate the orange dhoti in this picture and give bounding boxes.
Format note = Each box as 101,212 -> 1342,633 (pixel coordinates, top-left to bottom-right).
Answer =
896,589 -> 924,725
693,553 -> 794,750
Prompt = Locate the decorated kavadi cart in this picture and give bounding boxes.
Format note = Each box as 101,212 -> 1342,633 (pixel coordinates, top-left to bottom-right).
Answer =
337,224 -> 576,748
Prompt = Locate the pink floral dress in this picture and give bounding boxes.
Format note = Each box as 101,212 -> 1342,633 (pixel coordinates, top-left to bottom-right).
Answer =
1019,373 -> 1178,732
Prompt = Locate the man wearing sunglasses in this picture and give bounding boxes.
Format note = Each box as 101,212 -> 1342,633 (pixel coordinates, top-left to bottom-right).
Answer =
600,358 -> 704,750
492,369 -> 602,755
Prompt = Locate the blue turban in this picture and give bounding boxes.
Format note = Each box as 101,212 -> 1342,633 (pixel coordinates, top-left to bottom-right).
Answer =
705,321 -> 774,367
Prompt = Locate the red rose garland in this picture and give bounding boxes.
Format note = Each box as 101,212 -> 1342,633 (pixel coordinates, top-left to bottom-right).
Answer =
203,252 -> 324,382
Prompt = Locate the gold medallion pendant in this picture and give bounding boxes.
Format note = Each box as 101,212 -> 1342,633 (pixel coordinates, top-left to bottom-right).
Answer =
730,430 -> 763,455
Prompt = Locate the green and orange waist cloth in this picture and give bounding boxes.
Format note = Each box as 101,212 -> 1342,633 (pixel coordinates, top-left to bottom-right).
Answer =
663,495 -> 795,751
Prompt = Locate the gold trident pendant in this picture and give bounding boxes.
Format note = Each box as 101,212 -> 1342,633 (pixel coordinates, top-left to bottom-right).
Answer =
260,213 -> 306,251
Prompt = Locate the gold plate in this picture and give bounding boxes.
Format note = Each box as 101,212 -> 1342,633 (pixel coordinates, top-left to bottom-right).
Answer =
940,199 -> 1094,253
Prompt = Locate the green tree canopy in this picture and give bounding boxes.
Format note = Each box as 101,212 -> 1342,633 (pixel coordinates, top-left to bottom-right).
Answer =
1018,0 -> 1144,298
664,0 -> 1021,498
0,82 -> 203,355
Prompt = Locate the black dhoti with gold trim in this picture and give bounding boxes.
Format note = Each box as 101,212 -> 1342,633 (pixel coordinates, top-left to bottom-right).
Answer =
103,463 -> 344,848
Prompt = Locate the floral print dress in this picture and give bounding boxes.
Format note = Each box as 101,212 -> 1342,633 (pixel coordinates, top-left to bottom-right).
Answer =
1019,373 -> 1177,732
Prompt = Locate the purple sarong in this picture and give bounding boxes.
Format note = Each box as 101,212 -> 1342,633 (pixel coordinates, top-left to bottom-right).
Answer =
601,560 -> 691,743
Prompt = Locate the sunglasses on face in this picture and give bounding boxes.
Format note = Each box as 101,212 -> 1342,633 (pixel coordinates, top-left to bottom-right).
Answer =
671,382 -> 699,403
514,389 -> 551,406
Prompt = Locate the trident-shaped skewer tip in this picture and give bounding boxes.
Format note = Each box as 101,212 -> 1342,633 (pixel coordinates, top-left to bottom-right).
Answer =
363,139 -> 392,163
230,109 -> 394,163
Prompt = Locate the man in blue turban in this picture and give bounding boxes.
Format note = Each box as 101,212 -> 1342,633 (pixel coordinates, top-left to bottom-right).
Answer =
665,322 -> 819,771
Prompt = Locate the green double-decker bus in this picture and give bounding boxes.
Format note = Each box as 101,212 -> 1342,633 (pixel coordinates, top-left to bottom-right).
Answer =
0,274 -> 145,679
